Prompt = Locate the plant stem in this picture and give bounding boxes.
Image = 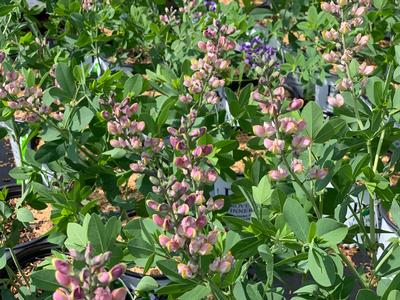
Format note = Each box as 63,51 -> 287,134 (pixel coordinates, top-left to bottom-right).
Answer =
11,119 -> 25,193
281,154 -> 322,219
373,129 -> 386,173
338,249 -> 368,289
9,248 -> 30,288
369,193 -> 377,266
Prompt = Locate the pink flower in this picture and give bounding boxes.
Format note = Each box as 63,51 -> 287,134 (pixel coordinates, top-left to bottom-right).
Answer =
209,252 -> 235,274
111,288 -> 127,300
177,263 -> 196,279
191,167 -> 203,182
359,62 -> 376,76
322,51 -> 338,63
55,271 -> 71,287
205,169 -> 218,183
354,34 -> 369,47
253,122 -> 276,137
269,167 -> 288,181
322,29 -> 339,41
94,287 -> 112,300
109,263 -> 126,280
152,214 -> 164,227
339,21 -> 351,34
207,230 -> 218,244
337,78 -> 353,91
53,288 -> 70,300
288,98 -> 304,111
291,159 -> 304,174
328,94 -> 344,107
352,6 -> 367,16
309,167 -> 329,180
179,94 -> 193,103
97,272 -> 111,285
264,138 -> 285,154
196,215 -> 208,228
253,125 -> 265,137
53,259 -> 71,274
159,235 -> 170,247
198,41 -> 207,51
292,136 -> 312,151
273,86 -> 285,101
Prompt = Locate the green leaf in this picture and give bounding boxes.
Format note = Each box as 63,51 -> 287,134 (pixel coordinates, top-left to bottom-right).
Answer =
34,140 -> 65,163
87,214 -> 107,253
366,77 -> 384,105
123,74 -> 143,97
283,198 -> 310,241
231,237 -> 261,259
30,270 -> 59,291
180,285 -> 211,300
71,107 -> 94,131
388,290 -> 400,300
308,246 -> 336,287
16,207 -> 34,223
301,102 -> 324,138
258,244 -> 273,287
314,118 -> 347,143
393,67 -> 400,83
55,63 -> 76,99
157,97 -> 176,127
246,283 -> 263,300
0,5 -> 15,17
252,175 -> 272,205
65,223 -> 87,251
0,247 -> 6,269
136,276 -> 159,292
128,238 -> 155,258
316,218 -> 348,246
395,45 -> 400,65
390,201 -> 400,228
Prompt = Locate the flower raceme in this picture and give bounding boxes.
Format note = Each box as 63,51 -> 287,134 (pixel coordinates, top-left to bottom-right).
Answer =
179,19 -> 236,105
52,243 -> 127,300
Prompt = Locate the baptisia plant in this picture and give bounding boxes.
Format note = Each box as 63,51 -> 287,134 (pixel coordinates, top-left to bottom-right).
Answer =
103,18 -> 242,298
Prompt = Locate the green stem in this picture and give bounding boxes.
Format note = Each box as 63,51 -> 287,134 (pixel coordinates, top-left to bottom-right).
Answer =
281,154 -> 322,219
375,243 -> 397,274
9,248 -> 30,288
369,193 -> 377,266
338,249 -> 368,289
11,118 -> 25,193
373,129 -> 386,173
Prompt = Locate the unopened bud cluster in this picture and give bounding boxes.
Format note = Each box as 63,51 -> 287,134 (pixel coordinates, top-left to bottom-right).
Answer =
52,243 -> 127,300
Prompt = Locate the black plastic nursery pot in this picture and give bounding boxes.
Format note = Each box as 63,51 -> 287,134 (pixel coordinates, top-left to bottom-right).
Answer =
0,184 -> 56,278
378,203 -> 398,232
121,270 -> 170,295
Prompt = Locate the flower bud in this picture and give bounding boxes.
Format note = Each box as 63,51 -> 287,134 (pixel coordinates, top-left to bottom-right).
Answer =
359,62 -> 376,76
111,288 -> 127,300
97,272 -> 111,285
291,159 -> 304,174
53,259 -> 71,275
55,271 -> 71,287
288,98 -> 304,111
109,263 -> 126,280
53,288 -> 70,300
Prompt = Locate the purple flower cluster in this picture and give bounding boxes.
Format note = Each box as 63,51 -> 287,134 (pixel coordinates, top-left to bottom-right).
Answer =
240,36 -> 276,68
52,243 -> 127,300
205,0 -> 217,11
